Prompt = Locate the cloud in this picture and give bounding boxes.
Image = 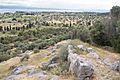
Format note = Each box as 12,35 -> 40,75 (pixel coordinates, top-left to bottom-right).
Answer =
0,0 -> 120,10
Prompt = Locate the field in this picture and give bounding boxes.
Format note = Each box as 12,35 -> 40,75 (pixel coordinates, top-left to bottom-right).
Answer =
0,12 -> 109,62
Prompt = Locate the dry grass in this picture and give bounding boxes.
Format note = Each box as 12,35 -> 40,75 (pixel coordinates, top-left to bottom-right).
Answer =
70,39 -> 120,80
0,57 -> 21,79
23,50 -> 51,66
71,39 -> 120,59
112,76 -> 120,80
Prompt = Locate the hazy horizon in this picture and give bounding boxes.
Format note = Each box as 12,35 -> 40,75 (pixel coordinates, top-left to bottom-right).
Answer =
0,0 -> 119,12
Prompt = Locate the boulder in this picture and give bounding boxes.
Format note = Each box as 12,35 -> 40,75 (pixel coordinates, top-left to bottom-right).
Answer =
68,45 -> 94,80
86,48 -> 93,53
11,64 -> 27,75
77,45 -> 85,51
51,75 -> 60,80
40,61 -> 50,70
111,60 -> 120,73
40,56 -> 59,70
86,47 -> 99,59
27,70 -> 47,80
5,75 -> 18,80
70,58 -> 94,80
10,64 -> 35,75
87,52 -> 100,59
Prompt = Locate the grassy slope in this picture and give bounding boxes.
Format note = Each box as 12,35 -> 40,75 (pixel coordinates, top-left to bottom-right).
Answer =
0,39 -> 120,80
71,39 -> 120,80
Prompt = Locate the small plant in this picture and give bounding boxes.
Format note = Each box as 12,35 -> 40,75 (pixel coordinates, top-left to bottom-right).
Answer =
50,66 -> 62,75
58,44 -> 69,64
57,44 -> 70,74
33,48 -> 39,53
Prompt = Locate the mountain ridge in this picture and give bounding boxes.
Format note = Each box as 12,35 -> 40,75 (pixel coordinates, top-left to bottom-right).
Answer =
0,5 -> 109,12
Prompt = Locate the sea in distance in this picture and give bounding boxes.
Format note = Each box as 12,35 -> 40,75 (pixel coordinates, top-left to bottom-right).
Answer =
0,8 -> 109,13
0,8 -> 83,13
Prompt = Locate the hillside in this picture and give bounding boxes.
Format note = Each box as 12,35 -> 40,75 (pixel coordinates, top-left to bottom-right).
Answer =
0,39 -> 120,80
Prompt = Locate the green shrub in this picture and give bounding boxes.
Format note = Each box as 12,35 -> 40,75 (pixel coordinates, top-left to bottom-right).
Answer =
58,44 -> 69,64
57,44 -> 70,72
10,30 -> 17,34
0,54 -> 11,62
33,48 -> 39,53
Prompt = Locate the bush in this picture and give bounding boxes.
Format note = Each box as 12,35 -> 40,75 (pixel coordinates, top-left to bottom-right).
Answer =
57,44 -> 70,73
0,27 -> 71,61
12,49 -> 22,56
0,53 -> 11,62
33,48 -> 39,53
91,21 -> 111,46
10,30 -> 17,34
58,44 -> 69,64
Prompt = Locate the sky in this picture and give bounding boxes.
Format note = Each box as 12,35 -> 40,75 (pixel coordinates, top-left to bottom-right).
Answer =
0,0 -> 120,10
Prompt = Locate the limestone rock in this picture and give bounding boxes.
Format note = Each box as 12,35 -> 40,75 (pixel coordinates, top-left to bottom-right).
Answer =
41,61 -> 50,69
40,56 -> 59,70
87,52 -> 100,59
51,75 -> 60,80
5,75 -> 18,80
68,45 -> 94,80
86,48 -> 93,53
111,60 -> 120,73
27,70 -> 47,80
86,47 -> 99,59
11,64 -> 27,75
77,45 -> 85,51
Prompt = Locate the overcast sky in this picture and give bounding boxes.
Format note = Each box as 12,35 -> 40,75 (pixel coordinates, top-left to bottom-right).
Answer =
0,0 -> 120,10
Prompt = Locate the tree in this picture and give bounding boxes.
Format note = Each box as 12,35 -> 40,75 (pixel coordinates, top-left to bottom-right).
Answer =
113,21 -> 120,52
110,6 -> 120,52
91,21 -> 111,46
110,6 -> 120,40
110,6 -> 120,22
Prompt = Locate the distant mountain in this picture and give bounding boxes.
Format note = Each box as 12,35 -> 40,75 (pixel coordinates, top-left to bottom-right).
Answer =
0,5 -> 26,9
0,5 -> 63,10
0,5 -> 109,13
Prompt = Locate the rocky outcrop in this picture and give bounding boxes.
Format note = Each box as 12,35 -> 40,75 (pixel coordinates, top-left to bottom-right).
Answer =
27,70 -> 47,80
4,64 -> 59,80
4,65 -> 35,80
111,60 -> 120,73
77,46 -> 100,59
86,48 -> 100,59
11,64 -> 27,75
86,48 -> 93,53
5,75 -> 18,80
41,61 -> 50,70
68,45 -> 94,80
40,56 -> 59,70
77,45 -> 85,51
